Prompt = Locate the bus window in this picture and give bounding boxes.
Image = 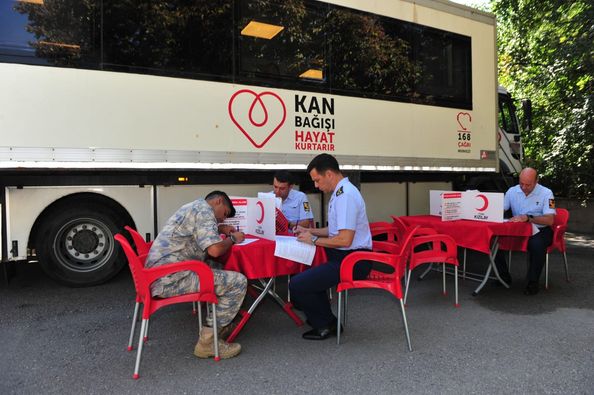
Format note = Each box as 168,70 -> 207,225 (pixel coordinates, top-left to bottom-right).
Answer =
0,0 -> 99,67
237,0 -> 326,85
102,0 -> 233,80
328,7 -> 416,100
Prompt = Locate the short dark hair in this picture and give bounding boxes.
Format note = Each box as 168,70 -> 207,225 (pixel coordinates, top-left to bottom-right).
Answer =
205,190 -> 236,218
306,153 -> 340,174
273,170 -> 293,184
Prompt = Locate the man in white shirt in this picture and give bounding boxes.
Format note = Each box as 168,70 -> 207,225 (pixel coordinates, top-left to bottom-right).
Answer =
272,170 -> 314,229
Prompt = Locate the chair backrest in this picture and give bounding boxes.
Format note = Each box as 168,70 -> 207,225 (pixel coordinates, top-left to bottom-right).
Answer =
554,208 -> 569,227
549,208 -> 569,253
125,226 -> 152,256
115,234 -> 146,299
390,216 -> 409,241
397,225 -> 420,276
369,221 -> 399,243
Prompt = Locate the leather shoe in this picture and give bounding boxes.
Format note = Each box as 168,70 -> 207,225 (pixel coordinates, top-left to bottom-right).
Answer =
302,323 -> 343,340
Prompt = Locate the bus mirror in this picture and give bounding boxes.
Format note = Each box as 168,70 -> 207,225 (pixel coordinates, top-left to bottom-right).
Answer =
521,99 -> 533,131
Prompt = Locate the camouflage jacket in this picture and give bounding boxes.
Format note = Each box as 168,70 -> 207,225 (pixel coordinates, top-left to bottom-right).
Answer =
145,199 -> 223,297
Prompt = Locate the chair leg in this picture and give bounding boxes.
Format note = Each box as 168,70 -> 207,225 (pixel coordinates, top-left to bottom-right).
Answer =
344,289 -> 348,326
127,302 -> 140,351
404,269 -> 412,304
133,318 -> 148,379
197,302 -> 203,333
442,263 -> 447,296
337,291 -> 342,345
563,251 -> 569,282
454,266 -> 459,307
143,319 -> 150,342
192,301 -> 198,315
399,299 -> 412,352
545,253 -> 549,290
212,304 -> 220,362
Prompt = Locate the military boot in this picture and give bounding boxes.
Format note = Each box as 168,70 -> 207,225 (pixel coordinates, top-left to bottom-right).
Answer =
218,322 -> 237,340
194,326 -> 241,359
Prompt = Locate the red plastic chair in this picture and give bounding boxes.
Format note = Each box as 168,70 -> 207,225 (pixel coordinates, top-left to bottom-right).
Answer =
545,208 -> 570,289
405,234 -> 460,307
124,225 -> 153,257
115,234 -> 219,379
336,226 -> 419,351
370,221 -> 400,243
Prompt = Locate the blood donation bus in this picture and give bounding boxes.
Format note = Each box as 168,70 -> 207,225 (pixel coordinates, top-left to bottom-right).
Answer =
0,0 -> 527,285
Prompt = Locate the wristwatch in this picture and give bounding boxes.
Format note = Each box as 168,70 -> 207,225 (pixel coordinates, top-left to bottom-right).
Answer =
229,233 -> 237,244
310,235 -> 319,245
527,214 -> 533,222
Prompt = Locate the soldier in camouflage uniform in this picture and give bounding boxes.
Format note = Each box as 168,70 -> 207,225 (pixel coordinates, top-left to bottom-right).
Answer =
145,190 -> 247,359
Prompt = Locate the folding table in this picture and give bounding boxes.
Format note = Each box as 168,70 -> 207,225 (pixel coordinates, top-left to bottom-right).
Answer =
223,237 -> 326,342
400,216 -> 532,295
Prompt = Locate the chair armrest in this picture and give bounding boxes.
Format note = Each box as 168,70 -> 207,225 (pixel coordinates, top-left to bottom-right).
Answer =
143,260 -> 215,294
340,251 -> 398,282
415,227 -> 437,236
412,234 -> 456,251
372,240 -> 401,254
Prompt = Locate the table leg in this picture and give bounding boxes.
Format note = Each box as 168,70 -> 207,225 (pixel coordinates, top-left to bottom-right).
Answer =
257,279 -> 304,326
226,277 -> 305,342
472,236 -> 509,296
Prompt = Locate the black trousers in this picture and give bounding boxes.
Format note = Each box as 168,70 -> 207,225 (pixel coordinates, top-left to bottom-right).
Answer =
495,226 -> 554,283
289,248 -> 372,329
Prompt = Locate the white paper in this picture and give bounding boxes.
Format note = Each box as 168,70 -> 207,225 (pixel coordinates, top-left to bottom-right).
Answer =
273,235 -> 316,266
235,238 -> 259,246
258,192 -> 282,210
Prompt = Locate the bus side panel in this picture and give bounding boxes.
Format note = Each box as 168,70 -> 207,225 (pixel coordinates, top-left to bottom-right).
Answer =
361,183 -> 407,222
6,186 -> 153,260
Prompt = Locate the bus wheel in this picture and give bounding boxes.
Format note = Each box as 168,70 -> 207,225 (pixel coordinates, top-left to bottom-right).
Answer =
36,206 -> 125,286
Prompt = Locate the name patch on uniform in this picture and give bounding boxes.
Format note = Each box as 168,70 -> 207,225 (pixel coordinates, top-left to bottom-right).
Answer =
303,202 -> 311,212
336,186 -> 344,196
549,199 -> 555,209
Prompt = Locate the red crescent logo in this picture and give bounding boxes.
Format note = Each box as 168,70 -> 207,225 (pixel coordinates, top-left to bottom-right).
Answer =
256,201 -> 265,224
476,194 -> 489,211
228,89 -> 287,148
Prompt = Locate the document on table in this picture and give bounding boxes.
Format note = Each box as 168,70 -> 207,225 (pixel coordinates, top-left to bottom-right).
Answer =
236,238 -> 259,246
274,235 -> 316,266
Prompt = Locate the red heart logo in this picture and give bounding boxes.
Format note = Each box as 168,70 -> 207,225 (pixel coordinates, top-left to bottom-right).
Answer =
228,89 -> 287,148
457,112 -> 472,131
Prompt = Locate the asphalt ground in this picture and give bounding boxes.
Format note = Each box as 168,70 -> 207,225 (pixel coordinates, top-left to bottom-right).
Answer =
1,233 -> 593,394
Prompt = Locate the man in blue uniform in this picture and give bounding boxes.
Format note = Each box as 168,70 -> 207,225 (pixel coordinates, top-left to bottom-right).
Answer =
272,170 -> 314,229
495,168 -> 556,295
290,154 -> 372,340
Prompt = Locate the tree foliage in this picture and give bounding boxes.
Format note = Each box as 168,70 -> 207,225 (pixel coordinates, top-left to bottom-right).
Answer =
493,0 -> 594,202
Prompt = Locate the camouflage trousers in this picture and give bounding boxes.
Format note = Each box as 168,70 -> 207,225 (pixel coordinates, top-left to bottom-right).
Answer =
150,269 -> 247,327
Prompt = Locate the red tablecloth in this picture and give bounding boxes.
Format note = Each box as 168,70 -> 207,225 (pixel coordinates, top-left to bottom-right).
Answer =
400,215 -> 533,254
224,237 -> 327,280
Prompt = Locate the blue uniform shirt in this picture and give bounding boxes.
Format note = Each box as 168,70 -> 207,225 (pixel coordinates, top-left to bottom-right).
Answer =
276,188 -> 314,223
504,183 -> 556,228
328,177 -> 372,250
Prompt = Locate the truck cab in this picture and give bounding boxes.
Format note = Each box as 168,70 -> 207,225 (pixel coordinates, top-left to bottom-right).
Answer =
497,85 -> 524,177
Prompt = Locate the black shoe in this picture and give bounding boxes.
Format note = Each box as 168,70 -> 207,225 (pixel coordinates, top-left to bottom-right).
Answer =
302,323 -> 343,340
524,281 -> 539,296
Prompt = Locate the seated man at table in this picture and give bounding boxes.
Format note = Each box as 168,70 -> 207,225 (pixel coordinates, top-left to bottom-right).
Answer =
495,167 -> 556,295
290,153 -> 372,340
272,170 -> 314,229
145,190 -> 247,358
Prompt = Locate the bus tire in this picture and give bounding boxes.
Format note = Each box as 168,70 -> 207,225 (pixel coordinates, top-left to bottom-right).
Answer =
36,205 -> 126,286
